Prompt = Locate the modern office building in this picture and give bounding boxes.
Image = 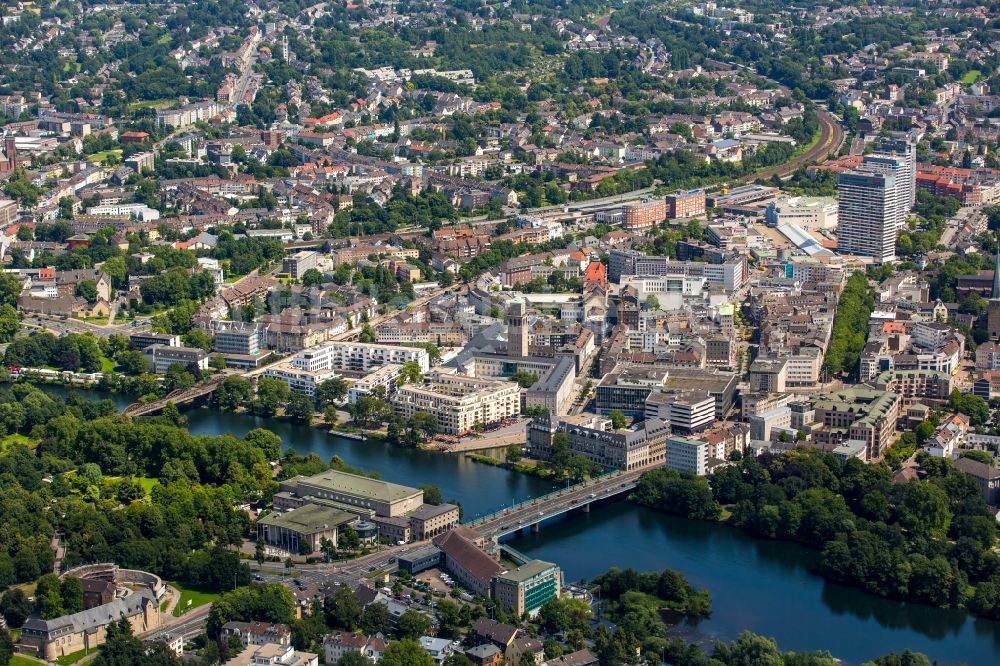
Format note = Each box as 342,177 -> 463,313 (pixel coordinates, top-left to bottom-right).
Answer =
665,435 -> 712,476
492,560 -> 561,616
263,365 -> 339,397
666,189 -> 706,219
607,250 -> 747,295
283,250 -> 320,279
129,332 -> 180,350
621,199 -> 666,231
215,323 -> 261,355
836,170 -> 901,264
143,345 -> 209,374
644,390 -> 715,433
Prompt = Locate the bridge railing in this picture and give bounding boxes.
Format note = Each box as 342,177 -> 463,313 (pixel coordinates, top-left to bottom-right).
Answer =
466,468 -> 632,527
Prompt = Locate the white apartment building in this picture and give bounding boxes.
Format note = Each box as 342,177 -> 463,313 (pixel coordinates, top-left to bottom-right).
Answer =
293,342 -> 430,374
84,203 -> 160,221
348,364 -> 402,404
391,372 -> 520,435
264,365 -> 340,397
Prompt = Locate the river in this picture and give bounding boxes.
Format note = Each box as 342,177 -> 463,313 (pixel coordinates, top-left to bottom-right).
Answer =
39,385 -> 1000,664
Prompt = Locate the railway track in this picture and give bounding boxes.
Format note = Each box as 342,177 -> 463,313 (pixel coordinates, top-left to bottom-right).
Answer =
736,110 -> 845,184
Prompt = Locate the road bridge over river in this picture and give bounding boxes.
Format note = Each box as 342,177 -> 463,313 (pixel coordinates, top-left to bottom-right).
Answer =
466,465 -> 653,541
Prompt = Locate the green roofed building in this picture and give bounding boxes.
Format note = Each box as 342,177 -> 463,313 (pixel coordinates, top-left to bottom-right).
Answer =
256,504 -> 356,554
492,559 -> 561,616
812,385 -> 899,462
280,469 -> 424,517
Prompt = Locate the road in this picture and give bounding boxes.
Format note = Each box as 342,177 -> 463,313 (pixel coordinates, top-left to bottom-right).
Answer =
21,313 -> 152,338
468,466 -> 647,540
940,204 -> 984,249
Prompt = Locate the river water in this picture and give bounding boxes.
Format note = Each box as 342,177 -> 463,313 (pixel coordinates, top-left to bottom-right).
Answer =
40,386 -> 1000,664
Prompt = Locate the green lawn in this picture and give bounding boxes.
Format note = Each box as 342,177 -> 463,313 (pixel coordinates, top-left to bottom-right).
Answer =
128,98 -> 176,111
1,433 -> 39,451
56,648 -> 93,665
83,149 -> 122,163
100,356 -> 116,373
960,70 -> 982,84
11,656 -> 47,666
135,476 -> 159,493
169,581 -> 220,617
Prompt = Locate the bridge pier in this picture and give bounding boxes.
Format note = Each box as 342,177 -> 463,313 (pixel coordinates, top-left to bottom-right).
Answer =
582,502 -> 590,513
530,523 -> 540,534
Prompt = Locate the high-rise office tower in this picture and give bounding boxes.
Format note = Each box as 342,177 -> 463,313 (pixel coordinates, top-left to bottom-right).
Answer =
860,154 -> 910,233
873,138 -> 916,211
836,170 -> 902,264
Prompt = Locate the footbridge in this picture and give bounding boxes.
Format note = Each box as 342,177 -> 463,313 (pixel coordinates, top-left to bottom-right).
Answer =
465,465 -> 652,541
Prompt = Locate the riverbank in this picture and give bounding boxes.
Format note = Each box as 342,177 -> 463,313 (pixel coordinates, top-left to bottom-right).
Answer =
27,385 -> 1000,665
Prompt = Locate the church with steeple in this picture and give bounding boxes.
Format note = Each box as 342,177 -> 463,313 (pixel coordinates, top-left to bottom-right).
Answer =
987,250 -> 1000,338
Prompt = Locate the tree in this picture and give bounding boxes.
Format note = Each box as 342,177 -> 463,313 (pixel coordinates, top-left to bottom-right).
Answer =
360,601 -> 393,636
36,573 -> 65,619
0,304 -> 19,343
94,617 -> 180,665
61,576 -> 84,614
216,376 -> 254,411
609,409 -> 627,429
510,371 -> 539,388
323,585 -> 361,631
254,377 -> 291,417
0,272 -> 24,307
75,279 -> 99,303
301,268 -> 324,287
349,396 -> 392,428
0,629 -> 11,666
287,393 -> 315,424
397,610 -> 433,638
316,378 -> 349,406
163,364 -> 196,392
644,295 -> 660,311
339,525 -> 361,551
340,651 -> 372,666
419,485 -> 444,505
0,588 -> 31,627
892,482 -> 951,538
398,361 -> 424,386
359,324 -> 377,343
325,404 -> 340,427
381,638 -> 435,666
115,349 -> 148,376
406,412 -> 439,445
